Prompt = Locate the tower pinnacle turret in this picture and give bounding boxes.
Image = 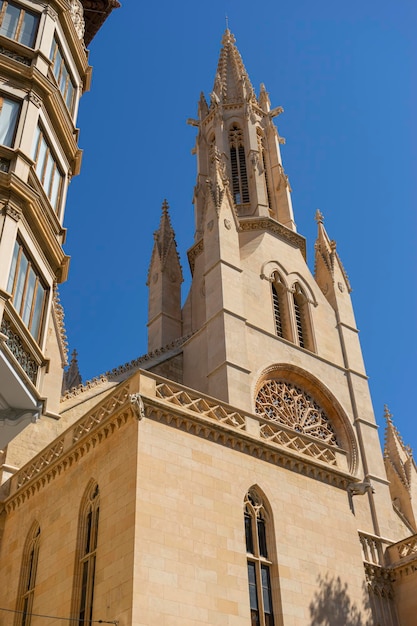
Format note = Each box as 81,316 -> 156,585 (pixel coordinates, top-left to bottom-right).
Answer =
147,200 -> 183,352
192,29 -> 295,231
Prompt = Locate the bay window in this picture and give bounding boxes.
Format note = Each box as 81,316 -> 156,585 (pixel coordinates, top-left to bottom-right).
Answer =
31,125 -> 64,212
0,93 -> 20,147
50,37 -> 76,113
0,1 -> 39,48
7,239 -> 46,342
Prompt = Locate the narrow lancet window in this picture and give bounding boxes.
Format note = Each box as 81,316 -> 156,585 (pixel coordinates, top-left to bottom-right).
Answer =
271,273 -> 290,341
73,482 -> 100,626
292,284 -> 314,352
229,124 -> 249,205
244,490 -> 275,626
16,523 -> 41,626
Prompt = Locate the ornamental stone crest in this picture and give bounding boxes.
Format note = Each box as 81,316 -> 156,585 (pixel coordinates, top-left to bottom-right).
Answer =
255,379 -> 338,445
70,0 -> 85,40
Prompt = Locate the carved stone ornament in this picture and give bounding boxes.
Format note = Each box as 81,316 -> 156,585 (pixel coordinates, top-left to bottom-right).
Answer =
45,5 -> 58,21
70,0 -> 85,40
224,218 -> 231,230
255,379 -> 338,446
4,204 -> 21,222
28,91 -> 42,108
129,393 -> 145,420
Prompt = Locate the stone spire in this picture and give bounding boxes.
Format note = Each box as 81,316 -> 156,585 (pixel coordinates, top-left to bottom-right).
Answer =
153,199 -> 180,273
210,29 -> 257,106
62,349 -> 82,393
147,200 -> 183,352
383,405 -> 417,531
314,210 -> 352,307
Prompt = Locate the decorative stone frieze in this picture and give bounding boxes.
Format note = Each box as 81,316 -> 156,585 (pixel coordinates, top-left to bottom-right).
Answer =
70,0 -> 85,40
239,217 -> 307,260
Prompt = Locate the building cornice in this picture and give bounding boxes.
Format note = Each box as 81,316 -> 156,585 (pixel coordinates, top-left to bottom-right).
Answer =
239,217 -> 307,260
3,371 -> 358,512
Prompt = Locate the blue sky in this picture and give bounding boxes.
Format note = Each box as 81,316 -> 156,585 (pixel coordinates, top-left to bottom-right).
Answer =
61,1 -> 417,449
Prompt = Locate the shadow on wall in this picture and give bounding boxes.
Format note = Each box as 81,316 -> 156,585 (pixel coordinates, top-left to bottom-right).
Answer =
309,575 -> 372,626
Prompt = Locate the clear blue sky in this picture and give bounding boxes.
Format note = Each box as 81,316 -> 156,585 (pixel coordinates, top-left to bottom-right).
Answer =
61,1 -> 417,450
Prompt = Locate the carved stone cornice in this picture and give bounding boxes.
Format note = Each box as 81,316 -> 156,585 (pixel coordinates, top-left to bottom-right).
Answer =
187,239 -> 204,275
145,396 -> 353,490
239,217 -> 307,260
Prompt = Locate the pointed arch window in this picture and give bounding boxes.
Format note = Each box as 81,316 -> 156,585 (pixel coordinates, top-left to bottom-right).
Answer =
229,124 -> 249,205
244,489 -> 275,626
292,284 -> 314,352
15,523 -> 40,626
73,482 -> 100,626
271,273 -> 290,341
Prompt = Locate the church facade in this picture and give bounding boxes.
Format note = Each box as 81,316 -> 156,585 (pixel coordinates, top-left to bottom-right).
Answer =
0,11 -> 417,626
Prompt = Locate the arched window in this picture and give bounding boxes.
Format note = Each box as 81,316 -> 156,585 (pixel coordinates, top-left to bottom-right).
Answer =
292,284 -> 314,352
244,489 -> 275,626
73,482 -> 100,626
229,124 -> 249,205
15,522 -> 40,626
271,273 -> 290,341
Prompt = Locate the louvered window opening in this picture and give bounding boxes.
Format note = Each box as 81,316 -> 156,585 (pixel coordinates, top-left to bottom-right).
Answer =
262,151 -> 273,212
229,125 -> 250,205
294,296 -> 305,348
272,284 -> 283,338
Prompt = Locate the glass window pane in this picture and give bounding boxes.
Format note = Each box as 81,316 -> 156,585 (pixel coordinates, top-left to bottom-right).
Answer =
261,565 -> 273,617
31,124 -> 40,160
30,282 -> 44,339
50,169 -> 61,210
49,38 -> 57,62
258,518 -> 268,558
59,65 -> 68,94
43,153 -> 54,197
19,10 -> 38,47
245,513 -> 254,553
0,4 -> 20,40
53,48 -> 62,82
0,97 -> 19,147
6,240 -> 19,293
22,266 -> 35,325
35,136 -> 47,180
14,253 -> 28,313
248,562 -> 258,610
66,80 -> 74,111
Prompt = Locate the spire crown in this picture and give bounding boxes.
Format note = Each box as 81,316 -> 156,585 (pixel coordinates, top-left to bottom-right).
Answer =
210,29 -> 256,106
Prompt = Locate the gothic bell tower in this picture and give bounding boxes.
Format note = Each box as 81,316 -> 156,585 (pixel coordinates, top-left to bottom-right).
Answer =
145,28 -> 404,542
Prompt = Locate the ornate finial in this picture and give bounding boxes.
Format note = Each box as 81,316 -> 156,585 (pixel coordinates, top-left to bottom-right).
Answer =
162,198 -> 169,216
62,348 -> 82,393
315,209 -> 324,224
384,404 -> 393,424
225,14 -> 229,29
222,28 -> 236,45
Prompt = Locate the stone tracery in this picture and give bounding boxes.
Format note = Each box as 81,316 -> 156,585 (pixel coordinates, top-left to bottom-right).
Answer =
255,379 -> 338,446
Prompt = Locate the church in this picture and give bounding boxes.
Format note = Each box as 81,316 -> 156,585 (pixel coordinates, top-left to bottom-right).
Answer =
0,2 -> 416,626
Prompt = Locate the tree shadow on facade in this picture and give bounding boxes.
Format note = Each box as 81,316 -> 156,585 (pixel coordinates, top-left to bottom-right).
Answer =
309,574 -> 372,626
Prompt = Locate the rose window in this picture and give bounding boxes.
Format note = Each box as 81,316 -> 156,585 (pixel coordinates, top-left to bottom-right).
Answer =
255,380 -> 338,445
